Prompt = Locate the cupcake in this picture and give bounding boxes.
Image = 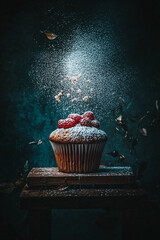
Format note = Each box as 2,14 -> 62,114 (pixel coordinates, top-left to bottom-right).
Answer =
49,111 -> 107,173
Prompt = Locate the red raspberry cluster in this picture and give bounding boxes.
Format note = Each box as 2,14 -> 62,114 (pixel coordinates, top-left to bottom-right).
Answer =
58,111 -> 100,129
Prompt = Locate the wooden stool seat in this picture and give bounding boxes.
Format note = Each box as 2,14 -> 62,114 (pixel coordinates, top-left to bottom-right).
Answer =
20,167 -> 147,240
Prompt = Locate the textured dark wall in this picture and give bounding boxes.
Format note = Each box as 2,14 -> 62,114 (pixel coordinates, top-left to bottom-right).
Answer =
0,0 -> 160,239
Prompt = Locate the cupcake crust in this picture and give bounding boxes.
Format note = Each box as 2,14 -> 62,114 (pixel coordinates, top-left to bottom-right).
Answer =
49,126 -> 107,143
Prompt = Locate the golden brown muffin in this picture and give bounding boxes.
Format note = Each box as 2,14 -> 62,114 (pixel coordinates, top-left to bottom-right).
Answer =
49,126 -> 107,143
49,126 -> 107,173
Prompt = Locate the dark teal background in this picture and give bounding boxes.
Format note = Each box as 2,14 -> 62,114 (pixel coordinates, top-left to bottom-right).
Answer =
0,0 -> 160,239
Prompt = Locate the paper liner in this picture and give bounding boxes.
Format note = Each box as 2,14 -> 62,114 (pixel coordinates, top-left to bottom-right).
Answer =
50,141 -> 106,173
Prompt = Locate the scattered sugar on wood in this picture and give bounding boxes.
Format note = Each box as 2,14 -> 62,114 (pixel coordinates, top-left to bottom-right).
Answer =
29,167 -> 133,179
35,188 -> 138,198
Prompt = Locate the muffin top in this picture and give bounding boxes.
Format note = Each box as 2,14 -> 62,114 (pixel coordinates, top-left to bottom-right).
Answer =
49,111 -> 107,143
49,126 -> 107,143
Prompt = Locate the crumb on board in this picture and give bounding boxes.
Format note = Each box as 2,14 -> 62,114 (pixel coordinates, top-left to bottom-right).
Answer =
55,90 -> 63,102
71,98 -> 78,102
83,96 -> 89,102
67,74 -> 81,84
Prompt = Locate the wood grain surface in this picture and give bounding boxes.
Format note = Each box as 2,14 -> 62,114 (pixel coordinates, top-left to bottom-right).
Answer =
20,185 -> 146,209
27,166 -> 135,187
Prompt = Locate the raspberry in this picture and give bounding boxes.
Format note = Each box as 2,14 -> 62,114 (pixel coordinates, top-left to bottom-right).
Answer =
68,113 -> 82,124
91,120 -> 100,128
80,117 -> 92,127
58,119 -> 64,128
82,111 -> 94,120
58,118 -> 76,129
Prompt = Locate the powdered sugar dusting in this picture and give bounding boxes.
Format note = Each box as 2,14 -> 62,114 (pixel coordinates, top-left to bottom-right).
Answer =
68,126 -> 107,141
50,126 -> 107,143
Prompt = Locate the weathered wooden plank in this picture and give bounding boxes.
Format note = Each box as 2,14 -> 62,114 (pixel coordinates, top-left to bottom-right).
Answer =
27,166 -> 135,187
20,185 -> 146,210
21,186 -> 146,199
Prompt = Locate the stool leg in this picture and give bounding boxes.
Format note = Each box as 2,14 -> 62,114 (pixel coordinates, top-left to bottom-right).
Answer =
123,209 -> 139,240
28,210 -> 51,240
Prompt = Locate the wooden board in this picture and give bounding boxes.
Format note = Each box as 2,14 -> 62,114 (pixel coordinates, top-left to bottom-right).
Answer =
20,185 -> 146,210
27,166 -> 135,187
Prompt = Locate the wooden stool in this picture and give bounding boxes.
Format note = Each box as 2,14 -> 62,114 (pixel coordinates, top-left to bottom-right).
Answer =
20,166 -> 146,240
